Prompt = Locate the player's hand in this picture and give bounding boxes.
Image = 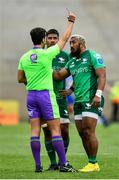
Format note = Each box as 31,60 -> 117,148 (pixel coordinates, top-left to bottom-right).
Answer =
67,10 -> 76,23
92,95 -> 101,107
59,89 -> 72,96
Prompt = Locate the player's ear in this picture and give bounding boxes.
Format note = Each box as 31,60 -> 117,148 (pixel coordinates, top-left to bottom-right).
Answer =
79,43 -> 83,49
80,43 -> 86,50
41,38 -> 46,48
44,37 -> 46,43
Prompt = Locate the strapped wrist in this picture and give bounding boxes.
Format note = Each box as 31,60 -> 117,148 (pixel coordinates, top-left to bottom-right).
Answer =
95,89 -> 102,98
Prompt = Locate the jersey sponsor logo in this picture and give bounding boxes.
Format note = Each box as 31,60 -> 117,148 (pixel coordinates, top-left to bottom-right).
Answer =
96,53 -> 104,64
70,62 -> 75,68
85,103 -> 91,109
53,66 -> 61,71
58,57 -> 65,63
98,107 -> 103,113
72,57 -> 76,60
82,58 -> 87,64
97,58 -> 103,64
64,110 -> 68,115
30,54 -> 37,63
28,110 -> 33,117
76,58 -> 81,62
71,67 -> 88,75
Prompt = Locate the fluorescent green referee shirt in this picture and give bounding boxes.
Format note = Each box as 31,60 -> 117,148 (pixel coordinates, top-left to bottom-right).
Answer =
18,44 -> 60,91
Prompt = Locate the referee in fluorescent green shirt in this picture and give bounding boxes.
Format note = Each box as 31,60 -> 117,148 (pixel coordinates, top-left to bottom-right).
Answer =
18,12 -> 76,172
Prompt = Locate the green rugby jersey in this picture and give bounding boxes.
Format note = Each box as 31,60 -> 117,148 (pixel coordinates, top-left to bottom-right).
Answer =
18,44 -> 60,91
65,50 -> 106,102
52,51 -> 69,99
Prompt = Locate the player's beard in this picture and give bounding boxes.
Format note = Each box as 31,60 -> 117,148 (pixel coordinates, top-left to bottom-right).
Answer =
70,48 -> 81,58
47,43 -> 56,48
51,42 -> 56,46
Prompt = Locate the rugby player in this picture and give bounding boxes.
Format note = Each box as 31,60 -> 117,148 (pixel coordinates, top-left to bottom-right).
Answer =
42,29 -> 70,171
53,34 -> 106,172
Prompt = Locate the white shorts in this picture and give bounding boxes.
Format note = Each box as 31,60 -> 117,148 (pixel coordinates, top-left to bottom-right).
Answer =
60,118 -> 70,124
75,111 -> 98,120
41,118 -> 70,128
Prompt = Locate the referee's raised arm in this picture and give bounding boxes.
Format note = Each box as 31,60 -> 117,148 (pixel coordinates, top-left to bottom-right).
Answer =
57,11 -> 76,50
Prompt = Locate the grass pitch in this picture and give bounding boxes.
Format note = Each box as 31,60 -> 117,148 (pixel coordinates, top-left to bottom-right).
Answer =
0,122 -> 119,179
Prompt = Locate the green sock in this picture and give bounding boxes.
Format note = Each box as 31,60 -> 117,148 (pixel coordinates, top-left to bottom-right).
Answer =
45,140 -> 57,165
88,156 -> 97,164
63,137 -> 70,154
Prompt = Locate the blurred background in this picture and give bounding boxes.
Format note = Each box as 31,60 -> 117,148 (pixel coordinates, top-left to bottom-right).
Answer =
0,0 -> 119,124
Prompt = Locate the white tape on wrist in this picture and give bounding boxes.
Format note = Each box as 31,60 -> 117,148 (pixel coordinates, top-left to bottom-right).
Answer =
95,89 -> 102,98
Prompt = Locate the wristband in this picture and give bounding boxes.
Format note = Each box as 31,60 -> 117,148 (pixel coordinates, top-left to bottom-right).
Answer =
95,89 -> 102,98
